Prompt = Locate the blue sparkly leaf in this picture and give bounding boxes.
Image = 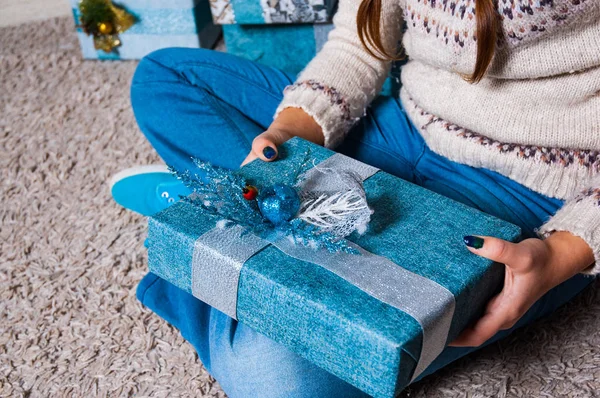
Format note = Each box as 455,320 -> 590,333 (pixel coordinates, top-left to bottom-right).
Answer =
291,148 -> 315,186
169,161 -> 265,228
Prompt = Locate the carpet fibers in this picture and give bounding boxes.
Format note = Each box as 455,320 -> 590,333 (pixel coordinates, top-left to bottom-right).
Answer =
1,17 -> 599,398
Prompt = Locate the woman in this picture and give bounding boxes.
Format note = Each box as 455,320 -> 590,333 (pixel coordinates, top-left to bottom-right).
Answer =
111,0 -> 599,395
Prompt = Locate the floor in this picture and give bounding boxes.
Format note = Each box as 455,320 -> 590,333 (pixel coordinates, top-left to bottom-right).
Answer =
1,12 -> 600,398
0,0 -> 70,27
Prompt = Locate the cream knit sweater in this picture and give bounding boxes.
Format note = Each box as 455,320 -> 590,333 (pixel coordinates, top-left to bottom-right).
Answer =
276,0 -> 600,272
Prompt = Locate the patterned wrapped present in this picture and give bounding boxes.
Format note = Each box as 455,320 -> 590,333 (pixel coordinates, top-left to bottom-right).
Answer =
210,0 -> 337,24
71,0 -> 221,60
146,138 -> 521,397
223,24 -> 402,96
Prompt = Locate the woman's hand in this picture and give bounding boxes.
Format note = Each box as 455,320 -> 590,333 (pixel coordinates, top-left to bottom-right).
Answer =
241,108 -> 324,166
450,231 -> 594,347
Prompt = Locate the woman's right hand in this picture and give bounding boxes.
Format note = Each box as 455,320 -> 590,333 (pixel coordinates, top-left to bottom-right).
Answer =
241,107 -> 324,166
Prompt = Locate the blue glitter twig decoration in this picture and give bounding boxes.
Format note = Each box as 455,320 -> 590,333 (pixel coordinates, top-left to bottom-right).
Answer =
168,161 -> 265,228
169,154 -> 361,254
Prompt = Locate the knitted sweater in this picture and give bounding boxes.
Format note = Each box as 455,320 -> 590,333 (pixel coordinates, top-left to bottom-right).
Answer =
276,0 -> 600,273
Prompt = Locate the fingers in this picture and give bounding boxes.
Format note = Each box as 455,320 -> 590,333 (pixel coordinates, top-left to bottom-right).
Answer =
449,313 -> 502,347
252,134 -> 279,162
240,132 -> 277,167
453,236 -> 548,347
241,152 -> 257,167
253,128 -> 293,162
449,293 -> 521,347
241,129 -> 292,167
463,235 -> 523,265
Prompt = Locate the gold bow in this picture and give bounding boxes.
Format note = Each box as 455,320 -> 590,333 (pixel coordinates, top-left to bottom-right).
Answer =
78,0 -> 135,52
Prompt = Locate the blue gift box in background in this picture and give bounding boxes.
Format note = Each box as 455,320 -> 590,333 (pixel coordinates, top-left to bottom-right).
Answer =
71,0 -> 221,60
222,24 -> 402,96
210,0 -> 337,24
146,138 -> 522,398
223,23 -> 332,74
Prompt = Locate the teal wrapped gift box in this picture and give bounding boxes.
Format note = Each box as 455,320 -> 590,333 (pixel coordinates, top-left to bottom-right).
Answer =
71,0 -> 221,60
223,24 -> 402,96
210,0 -> 337,24
146,138 -> 521,398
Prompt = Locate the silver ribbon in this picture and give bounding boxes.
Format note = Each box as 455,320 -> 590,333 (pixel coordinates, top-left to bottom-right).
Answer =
192,224 -> 270,319
270,237 -> 454,379
298,153 -> 379,193
191,153 -> 455,379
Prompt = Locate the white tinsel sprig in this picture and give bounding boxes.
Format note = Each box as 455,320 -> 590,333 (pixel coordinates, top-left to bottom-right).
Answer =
299,190 -> 368,227
297,170 -> 373,238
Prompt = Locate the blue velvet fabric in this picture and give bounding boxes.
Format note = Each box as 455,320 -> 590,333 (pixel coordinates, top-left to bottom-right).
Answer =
131,48 -> 595,398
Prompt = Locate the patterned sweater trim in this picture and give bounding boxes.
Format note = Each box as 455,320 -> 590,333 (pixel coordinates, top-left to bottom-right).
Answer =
537,189 -> 600,275
423,114 -> 600,172
276,80 -> 360,148
282,80 -> 354,123
400,88 -> 599,200
575,188 -> 600,207
404,0 -> 597,51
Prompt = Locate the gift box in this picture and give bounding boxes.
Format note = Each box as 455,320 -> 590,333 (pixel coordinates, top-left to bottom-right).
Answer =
146,138 -> 521,397
210,0 -> 337,24
223,23 -> 332,74
223,24 -> 402,96
71,0 -> 221,60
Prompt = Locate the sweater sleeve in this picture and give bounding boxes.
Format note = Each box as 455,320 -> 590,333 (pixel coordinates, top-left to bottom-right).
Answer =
274,0 -> 404,148
537,174 -> 600,275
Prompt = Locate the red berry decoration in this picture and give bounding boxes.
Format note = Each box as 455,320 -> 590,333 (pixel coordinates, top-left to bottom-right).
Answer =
242,185 -> 258,200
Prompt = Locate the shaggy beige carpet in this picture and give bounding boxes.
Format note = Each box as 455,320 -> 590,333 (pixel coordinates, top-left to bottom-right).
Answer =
1,16 -> 599,398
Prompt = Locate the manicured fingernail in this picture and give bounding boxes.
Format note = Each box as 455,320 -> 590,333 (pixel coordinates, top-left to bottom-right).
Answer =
263,146 -> 276,159
464,235 -> 484,249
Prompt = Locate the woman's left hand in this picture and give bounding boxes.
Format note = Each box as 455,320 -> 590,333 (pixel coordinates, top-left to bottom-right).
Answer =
450,231 -> 594,347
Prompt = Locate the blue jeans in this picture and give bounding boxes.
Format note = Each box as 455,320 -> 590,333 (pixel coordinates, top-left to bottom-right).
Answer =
131,48 -> 594,398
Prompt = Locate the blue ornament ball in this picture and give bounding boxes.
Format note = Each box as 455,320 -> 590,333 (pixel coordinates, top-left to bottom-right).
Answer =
258,184 -> 301,225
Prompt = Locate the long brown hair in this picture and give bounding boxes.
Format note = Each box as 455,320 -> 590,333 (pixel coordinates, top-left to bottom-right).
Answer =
357,0 -> 499,83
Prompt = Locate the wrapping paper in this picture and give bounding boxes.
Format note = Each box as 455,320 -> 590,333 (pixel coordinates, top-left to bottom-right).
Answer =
146,138 -> 521,397
70,0 -> 220,60
210,0 -> 337,24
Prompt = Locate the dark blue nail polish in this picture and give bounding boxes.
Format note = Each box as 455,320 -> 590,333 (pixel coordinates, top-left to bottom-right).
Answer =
263,146 -> 276,159
464,235 -> 484,249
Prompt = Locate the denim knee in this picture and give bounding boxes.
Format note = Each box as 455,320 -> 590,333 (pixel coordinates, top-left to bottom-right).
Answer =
130,49 -> 188,144
131,48 -> 181,89
130,47 -> 224,117
207,317 -> 369,398
132,47 -> 233,87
